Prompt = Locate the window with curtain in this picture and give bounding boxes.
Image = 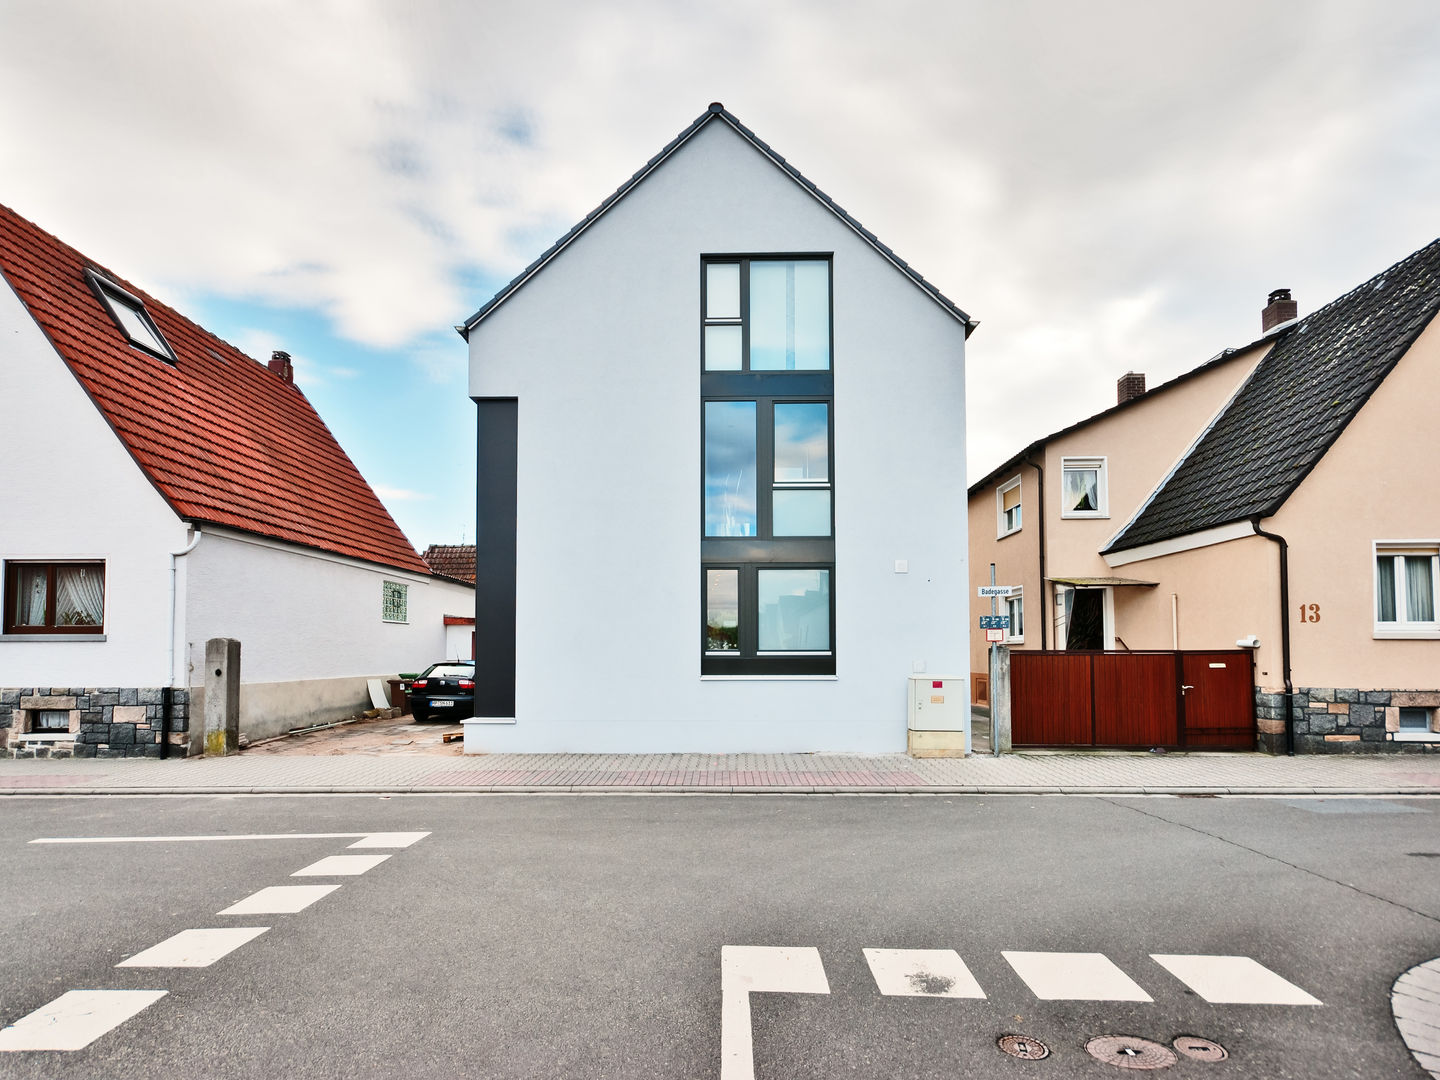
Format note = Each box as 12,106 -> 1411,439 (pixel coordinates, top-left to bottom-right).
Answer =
1060,457 -> 1107,517
1375,544 -> 1439,636
3,561 -> 105,634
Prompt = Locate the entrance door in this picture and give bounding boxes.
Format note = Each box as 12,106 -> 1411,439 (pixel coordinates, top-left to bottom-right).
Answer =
1180,652 -> 1255,748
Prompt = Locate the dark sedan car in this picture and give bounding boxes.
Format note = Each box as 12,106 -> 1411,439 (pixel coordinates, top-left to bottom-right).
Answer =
407,661 -> 475,722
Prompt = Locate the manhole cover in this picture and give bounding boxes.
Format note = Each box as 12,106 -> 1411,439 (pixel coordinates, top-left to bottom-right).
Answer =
1085,1035 -> 1177,1070
1173,1036 -> 1228,1062
998,1034 -> 1050,1060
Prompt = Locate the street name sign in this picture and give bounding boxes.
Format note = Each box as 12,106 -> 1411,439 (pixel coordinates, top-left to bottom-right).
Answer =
977,586 -> 1016,598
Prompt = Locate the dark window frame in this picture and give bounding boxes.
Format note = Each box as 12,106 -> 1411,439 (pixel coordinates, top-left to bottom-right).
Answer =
3,560 -> 107,635
700,254 -> 836,676
84,269 -> 176,363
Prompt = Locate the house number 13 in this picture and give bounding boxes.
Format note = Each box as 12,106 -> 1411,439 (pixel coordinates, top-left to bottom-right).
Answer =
1298,603 -> 1321,623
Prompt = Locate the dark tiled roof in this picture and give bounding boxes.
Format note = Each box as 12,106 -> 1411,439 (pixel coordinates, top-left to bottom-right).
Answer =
422,544 -> 476,583
458,103 -> 974,337
1107,238 -> 1440,553
0,202 -> 431,576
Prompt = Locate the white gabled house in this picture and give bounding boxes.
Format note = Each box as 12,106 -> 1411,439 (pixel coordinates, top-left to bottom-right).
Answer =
460,104 -> 974,753
0,203 -> 474,757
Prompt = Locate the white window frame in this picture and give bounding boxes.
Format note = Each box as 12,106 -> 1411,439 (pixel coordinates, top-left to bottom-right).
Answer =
381,580 -> 409,624
996,475 -> 1023,538
1005,588 -> 1025,644
1060,456 -> 1108,519
1373,541 -> 1440,639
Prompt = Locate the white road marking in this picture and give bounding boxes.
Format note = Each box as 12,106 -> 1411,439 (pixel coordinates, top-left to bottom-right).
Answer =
721,946 -> 829,1080
1152,954 -> 1322,1005
348,832 -> 430,849
0,990 -> 167,1051
863,949 -> 985,998
1002,951 -> 1153,1001
31,833 -> 368,845
218,884 -> 341,915
117,927 -> 270,968
292,854 -> 392,877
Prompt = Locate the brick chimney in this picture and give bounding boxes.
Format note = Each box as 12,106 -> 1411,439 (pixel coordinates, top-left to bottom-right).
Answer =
1116,371 -> 1146,405
268,350 -> 294,384
1261,288 -> 1298,332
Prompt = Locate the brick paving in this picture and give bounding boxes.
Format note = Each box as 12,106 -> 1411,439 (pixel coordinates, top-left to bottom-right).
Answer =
1,747 -> 1439,795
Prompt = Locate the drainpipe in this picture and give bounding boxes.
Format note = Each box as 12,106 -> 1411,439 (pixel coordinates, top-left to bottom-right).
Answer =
1251,519 -> 1293,756
163,526 -> 204,759
1027,455 -> 1047,650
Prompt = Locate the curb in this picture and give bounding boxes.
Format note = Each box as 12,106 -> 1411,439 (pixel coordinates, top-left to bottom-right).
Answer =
3,785 -> 1439,797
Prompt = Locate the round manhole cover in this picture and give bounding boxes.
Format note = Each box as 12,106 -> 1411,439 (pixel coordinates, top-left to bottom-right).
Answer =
1085,1035 -> 1178,1070
1173,1036 -> 1228,1062
998,1034 -> 1050,1060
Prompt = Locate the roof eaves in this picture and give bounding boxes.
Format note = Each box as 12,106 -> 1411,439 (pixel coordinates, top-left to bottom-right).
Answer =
459,104 -> 977,338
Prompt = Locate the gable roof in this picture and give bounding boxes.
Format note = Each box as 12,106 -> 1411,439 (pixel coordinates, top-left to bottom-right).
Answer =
1106,237 -> 1440,553
421,543 -> 476,583
0,202 -> 430,576
458,103 -> 975,338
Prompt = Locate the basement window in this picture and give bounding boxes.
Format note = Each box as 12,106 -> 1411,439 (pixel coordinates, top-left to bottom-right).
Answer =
85,270 -> 175,362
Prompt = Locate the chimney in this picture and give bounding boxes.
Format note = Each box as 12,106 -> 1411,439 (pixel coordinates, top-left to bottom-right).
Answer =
1116,371 -> 1146,405
268,350 -> 294,384
1261,288 -> 1298,332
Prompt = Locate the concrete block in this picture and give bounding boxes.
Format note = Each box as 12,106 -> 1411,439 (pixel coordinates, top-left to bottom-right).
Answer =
112,706 -> 147,725
19,695 -> 76,711
1327,702 -> 1350,714
1336,687 -> 1359,704
1393,691 -> 1440,708
1309,687 -> 1336,703
1324,734 -> 1361,742
204,638 -> 241,756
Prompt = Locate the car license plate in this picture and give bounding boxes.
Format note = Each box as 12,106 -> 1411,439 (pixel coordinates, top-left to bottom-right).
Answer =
432,699 -> 454,708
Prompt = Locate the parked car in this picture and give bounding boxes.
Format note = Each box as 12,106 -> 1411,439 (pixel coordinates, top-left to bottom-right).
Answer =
408,661 -> 475,722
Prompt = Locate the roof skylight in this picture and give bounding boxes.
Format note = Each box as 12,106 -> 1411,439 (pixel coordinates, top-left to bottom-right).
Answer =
85,270 -> 175,361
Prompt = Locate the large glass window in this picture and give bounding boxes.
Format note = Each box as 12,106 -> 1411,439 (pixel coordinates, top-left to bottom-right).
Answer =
3,561 -> 105,634
701,256 -> 834,675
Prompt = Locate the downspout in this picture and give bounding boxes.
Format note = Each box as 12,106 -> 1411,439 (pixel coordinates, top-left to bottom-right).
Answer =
1251,519 -> 1293,756
163,526 -> 204,759
1027,455 -> 1047,649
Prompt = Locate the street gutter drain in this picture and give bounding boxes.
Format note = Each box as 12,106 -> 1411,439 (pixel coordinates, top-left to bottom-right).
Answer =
1085,1035 -> 1177,1070
1173,1036 -> 1228,1062
998,1034 -> 1050,1060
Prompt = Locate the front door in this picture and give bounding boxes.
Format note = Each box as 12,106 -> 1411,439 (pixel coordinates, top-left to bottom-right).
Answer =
1180,652 -> 1255,749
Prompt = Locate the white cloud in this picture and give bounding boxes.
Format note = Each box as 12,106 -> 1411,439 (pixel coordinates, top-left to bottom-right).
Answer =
372,485 -> 434,503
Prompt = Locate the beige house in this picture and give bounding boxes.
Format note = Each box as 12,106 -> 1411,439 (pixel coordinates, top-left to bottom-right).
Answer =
969,238 -> 1440,753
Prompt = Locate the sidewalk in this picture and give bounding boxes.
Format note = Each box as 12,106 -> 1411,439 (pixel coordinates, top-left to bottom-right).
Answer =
2,747 -> 1439,795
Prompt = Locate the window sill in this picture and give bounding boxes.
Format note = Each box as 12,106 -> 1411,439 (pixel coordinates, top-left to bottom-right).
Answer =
1373,627 -> 1440,639
1,634 -> 107,643
996,528 -> 1022,541
1392,731 -> 1440,742
1060,513 -> 1110,520
701,675 -> 839,681
11,732 -> 76,742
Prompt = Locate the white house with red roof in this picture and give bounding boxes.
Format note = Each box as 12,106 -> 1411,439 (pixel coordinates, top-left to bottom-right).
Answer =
0,203 -> 473,757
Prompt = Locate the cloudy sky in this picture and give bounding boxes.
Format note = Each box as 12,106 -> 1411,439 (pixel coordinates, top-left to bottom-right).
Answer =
3,0 -> 1437,548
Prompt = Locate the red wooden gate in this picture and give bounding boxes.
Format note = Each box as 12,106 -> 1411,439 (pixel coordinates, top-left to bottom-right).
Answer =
1010,650 -> 1254,750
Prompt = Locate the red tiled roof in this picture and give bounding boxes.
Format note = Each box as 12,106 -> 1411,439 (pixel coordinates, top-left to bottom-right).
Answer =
0,203 -> 430,575
421,544 -> 476,583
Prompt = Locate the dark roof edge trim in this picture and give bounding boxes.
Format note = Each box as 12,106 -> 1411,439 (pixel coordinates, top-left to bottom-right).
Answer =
459,105 -> 976,338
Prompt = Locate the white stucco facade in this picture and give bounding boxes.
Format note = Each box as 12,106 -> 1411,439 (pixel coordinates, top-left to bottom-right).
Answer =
0,276 -> 187,689
466,118 -> 970,752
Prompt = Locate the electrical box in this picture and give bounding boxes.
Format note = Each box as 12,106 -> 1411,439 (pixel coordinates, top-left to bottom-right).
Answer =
907,674 -> 969,756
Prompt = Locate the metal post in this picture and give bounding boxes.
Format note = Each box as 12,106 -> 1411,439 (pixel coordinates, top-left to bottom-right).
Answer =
989,564 -> 998,756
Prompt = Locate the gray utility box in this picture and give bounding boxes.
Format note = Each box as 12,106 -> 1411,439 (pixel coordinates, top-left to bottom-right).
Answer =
906,674 -> 970,756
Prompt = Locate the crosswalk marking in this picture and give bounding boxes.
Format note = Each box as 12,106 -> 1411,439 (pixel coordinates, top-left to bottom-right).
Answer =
720,946 -> 829,1080
1002,951 -> 1154,1001
217,884 -> 341,915
349,832 -> 430,849
117,927 -> 270,968
1151,954 -> 1323,1005
0,990 -> 167,1052
863,949 -> 985,998
292,854 -> 392,877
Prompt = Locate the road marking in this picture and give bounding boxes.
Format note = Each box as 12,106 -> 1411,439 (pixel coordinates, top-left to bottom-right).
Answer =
292,854 -> 392,876
863,949 -> 985,998
0,990 -> 167,1051
117,927 -> 270,968
348,832 -> 430,849
1151,954 -> 1322,1005
218,884 -> 341,915
31,833 -> 370,845
1002,951 -> 1153,1001
721,946 -> 829,1080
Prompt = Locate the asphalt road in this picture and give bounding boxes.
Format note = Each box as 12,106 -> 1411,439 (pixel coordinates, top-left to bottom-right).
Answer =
0,793 -> 1436,1079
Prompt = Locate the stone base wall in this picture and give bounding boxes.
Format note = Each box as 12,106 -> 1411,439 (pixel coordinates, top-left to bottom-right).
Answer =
0,688 -> 192,758
1255,687 -> 1440,754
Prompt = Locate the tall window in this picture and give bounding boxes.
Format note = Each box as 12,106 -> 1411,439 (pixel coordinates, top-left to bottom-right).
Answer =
1375,543 -> 1439,637
1060,457 -> 1107,518
1005,589 -> 1024,643
997,476 -> 1022,537
3,561 -> 105,634
702,256 -> 835,675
